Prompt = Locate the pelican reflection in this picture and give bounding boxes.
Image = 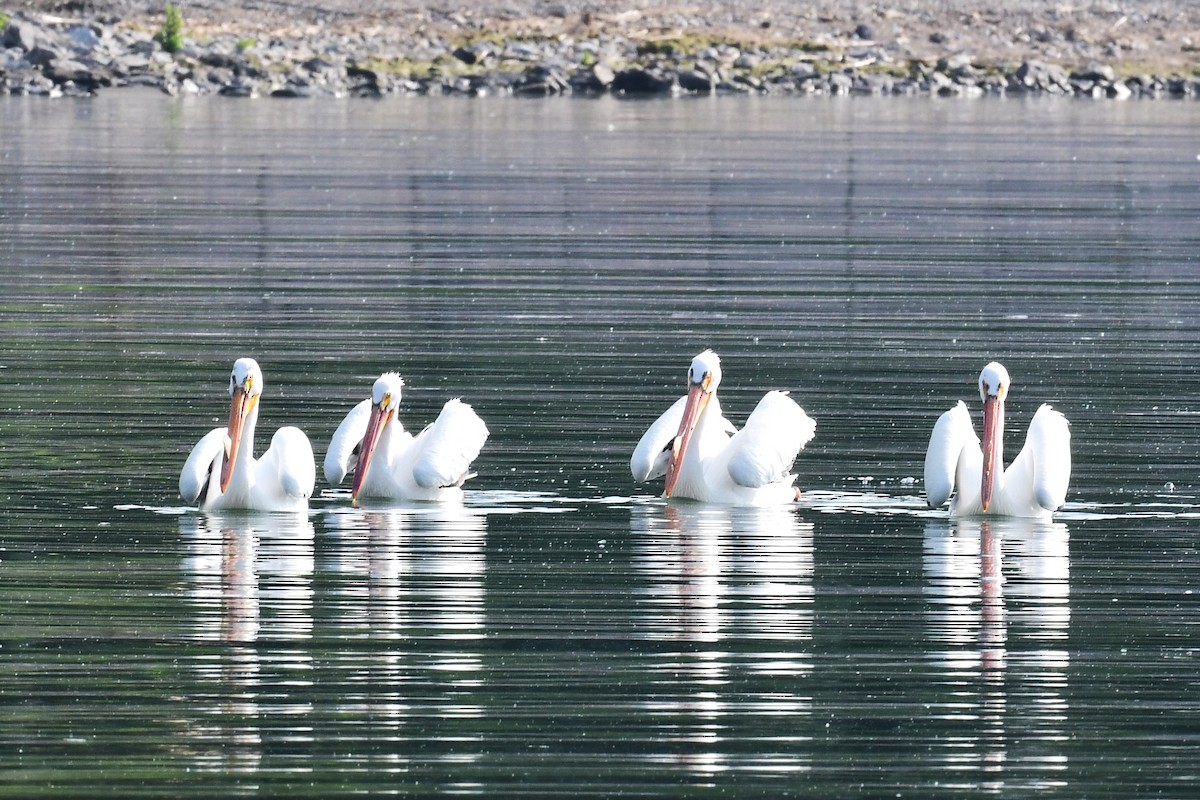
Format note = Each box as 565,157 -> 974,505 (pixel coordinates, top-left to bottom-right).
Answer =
323,503 -> 488,771
324,504 -> 487,644
324,507 -> 410,639
181,511 -> 315,642
923,517 -> 1070,791
178,512 -> 315,773
632,503 -> 814,778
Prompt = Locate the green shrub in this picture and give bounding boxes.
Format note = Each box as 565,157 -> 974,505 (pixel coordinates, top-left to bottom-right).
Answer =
154,4 -> 183,53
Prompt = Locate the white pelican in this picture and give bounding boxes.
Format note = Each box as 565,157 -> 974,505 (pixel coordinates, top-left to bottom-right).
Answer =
925,361 -> 1071,519
324,372 -> 489,504
179,358 -> 316,513
631,349 -> 816,505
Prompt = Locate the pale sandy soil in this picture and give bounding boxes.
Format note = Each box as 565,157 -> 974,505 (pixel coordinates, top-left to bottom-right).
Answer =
10,0 -> 1200,71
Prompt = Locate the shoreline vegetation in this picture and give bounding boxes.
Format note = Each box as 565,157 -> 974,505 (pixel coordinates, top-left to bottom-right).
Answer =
2,0 -> 1199,99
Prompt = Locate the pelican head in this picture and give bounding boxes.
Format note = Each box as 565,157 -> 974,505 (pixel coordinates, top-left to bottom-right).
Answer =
688,349 -> 722,392
221,357 -> 263,492
664,350 -> 721,498
352,372 -> 404,504
978,361 -> 1010,511
372,372 -> 404,411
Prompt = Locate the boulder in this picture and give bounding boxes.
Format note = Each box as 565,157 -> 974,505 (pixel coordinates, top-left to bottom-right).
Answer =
611,67 -> 675,95
3,19 -> 42,51
45,57 -> 110,91
677,68 -> 714,93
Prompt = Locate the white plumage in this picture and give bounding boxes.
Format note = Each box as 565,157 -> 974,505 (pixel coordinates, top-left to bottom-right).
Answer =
179,357 -> 315,513
924,361 -> 1071,519
324,372 -> 489,504
632,350 -> 816,506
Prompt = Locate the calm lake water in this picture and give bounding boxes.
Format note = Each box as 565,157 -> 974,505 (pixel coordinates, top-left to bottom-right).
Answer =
2,92 -> 1198,797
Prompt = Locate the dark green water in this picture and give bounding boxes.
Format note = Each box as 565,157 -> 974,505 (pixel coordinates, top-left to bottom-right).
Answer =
1,93 -> 1198,797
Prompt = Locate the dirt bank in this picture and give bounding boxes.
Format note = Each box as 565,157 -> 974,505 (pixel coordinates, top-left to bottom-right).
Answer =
10,0 -> 1200,72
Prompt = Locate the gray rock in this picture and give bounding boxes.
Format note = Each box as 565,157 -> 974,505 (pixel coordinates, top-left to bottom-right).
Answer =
1107,80 -> 1132,99
1074,62 -> 1116,82
346,63 -> 379,89
828,72 -> 854,94
716,45 -> 741,63
68,25 -> 100,52
302,56 -> 336,74
453,43 -> 493,65
219,78 -> 258,97
1014,59 -> 1070,92
206,66 -> 235,87
717,77 -> 751,93
926,70 -> 953,90
611,67 -> 675,95
1,48 -> 29,70
46,57 -> 110,91
1166,78 -> 1196,97
25,46 -> 58,68
199,51 -> 244,71
122,73 -> 167,91
677,68 -> 714,93
0,5 -> 1192,101
590,62 -> 614,87
3,19 -> 42,52
791,63 -> 820,81
514,64 -> 570,95
506,41 -> 543,61
19,71 -> 58,95
733,73 -> 763,91
856,73 -> 894,94
128,39 -> 157,57
271,81 -> 312,98
938,54 -> 976,80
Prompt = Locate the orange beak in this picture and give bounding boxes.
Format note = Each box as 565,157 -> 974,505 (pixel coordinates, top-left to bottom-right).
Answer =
980,394 -> 1003,512
220,386 -> 256,492
664,381 -> 710,498
351,402 -> 392,505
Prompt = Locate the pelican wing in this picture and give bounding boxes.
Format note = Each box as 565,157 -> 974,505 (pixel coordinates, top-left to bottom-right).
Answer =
631,396 -> 688,482
180,427 -> 227,504
323,398 -> 372,485
411,399 -> 490,489
267,425 -> 316,499
726,391 -> 816,488
924,401 -> 979,508
1022,404 -> 1071,511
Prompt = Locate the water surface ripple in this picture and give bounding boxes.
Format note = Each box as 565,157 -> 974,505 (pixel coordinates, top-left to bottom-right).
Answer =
1,94 -> 1198,797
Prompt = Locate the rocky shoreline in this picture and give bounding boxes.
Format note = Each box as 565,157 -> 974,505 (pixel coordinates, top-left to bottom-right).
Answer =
2,2 -> 1199,99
